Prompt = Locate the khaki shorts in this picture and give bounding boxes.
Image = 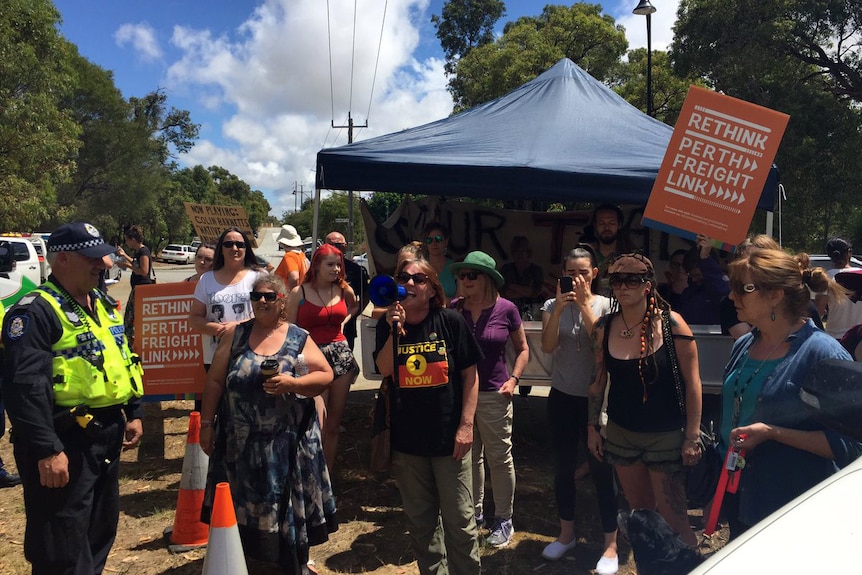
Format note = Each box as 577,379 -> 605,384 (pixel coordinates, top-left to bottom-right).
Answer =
603,419 -> 684,473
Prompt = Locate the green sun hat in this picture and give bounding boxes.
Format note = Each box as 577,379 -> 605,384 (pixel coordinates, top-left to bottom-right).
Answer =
450,251 -> 505,289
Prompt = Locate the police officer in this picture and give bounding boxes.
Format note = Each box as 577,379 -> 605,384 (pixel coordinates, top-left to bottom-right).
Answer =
1,222 -> 144,575
0,303 -> 23,488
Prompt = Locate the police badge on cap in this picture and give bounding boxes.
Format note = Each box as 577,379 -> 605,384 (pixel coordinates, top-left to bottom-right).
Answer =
47,222 -> 116,258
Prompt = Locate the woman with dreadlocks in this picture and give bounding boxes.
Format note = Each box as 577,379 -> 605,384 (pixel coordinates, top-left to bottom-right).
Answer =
586,253 -> 702,548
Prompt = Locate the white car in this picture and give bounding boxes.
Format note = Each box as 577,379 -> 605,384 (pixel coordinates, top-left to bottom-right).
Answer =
353,252 -> 369,273
158,244 -> 195,264
807,254 -> 862,272
691,454 -> 862,573
25,235 -> 51,282
0,236 -> 42,287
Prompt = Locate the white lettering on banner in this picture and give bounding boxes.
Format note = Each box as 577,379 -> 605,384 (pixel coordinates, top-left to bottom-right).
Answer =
664,106 -> 771,211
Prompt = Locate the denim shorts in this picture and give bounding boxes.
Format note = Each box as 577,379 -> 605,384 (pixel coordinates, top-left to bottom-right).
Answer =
603,419 -> 684,472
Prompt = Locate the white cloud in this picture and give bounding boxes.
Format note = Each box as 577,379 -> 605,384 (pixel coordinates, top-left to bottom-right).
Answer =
164,0 -> 448,218
613,0 -> 679,52
115,22 -> 163,62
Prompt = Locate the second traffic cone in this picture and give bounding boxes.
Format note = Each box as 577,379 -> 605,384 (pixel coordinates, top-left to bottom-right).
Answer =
202,482 -> 248,575
164,411 -> 210,552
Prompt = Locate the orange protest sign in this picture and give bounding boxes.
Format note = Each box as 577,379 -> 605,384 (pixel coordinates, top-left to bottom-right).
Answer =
642,86 -> 789,247
133,282 -> 206,396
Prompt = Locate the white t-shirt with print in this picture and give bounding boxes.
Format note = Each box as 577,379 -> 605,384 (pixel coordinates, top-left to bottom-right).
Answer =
194,269 -> 263,364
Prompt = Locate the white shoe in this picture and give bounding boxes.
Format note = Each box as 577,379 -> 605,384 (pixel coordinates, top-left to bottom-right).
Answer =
541,538 -> 577,560
596,554 -> 619,575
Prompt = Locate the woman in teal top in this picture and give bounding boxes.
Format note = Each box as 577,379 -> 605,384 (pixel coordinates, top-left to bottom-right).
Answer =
423,222 -> 457,298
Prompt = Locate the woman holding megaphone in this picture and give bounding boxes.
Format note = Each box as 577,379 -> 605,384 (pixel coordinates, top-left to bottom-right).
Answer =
374,258 -> 483,574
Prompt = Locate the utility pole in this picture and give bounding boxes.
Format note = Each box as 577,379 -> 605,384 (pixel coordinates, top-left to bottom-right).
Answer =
331,111 -> 367,257
293,181 -> 306,213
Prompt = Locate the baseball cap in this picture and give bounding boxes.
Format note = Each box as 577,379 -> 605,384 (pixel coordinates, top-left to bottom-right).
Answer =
47,222 -> 116,258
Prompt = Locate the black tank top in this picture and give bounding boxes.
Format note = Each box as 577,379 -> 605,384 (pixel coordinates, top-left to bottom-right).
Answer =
604,316 -> 685,432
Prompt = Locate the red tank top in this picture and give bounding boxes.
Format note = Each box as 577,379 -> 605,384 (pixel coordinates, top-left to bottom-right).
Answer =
296,287 -> 348,343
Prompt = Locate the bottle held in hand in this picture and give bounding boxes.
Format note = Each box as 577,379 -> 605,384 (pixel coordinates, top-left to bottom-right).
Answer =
294,354 -> 308,399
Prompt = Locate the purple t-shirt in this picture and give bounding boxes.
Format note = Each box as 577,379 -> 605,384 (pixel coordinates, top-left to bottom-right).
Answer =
452,297 -> 521,392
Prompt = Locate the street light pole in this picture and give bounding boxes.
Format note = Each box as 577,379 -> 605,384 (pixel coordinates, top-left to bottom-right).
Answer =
633,0 -> 657,117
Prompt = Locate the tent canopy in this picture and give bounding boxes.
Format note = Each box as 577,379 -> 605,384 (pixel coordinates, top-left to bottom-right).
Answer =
316,58 -> 776,210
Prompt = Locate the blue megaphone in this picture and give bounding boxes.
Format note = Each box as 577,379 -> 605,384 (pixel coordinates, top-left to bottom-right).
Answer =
369,275 -> 407,307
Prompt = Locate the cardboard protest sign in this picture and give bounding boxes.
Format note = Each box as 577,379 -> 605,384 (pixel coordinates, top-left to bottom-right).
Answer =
184,202 -> 258,247
642,86 -> 789,248
134,282 -> 206,396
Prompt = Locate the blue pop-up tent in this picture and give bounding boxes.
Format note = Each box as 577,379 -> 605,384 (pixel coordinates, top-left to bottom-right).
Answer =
316,58 -> 777,210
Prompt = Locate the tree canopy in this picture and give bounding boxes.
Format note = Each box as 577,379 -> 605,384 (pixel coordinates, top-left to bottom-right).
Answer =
444,3 -> 628,110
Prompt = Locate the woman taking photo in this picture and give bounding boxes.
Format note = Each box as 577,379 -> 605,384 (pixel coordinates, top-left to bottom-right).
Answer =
200,274 -> 336,574
540,246 -> 618,572
587,253 -> 702,549
720,248 -> 859,538
116,225 -> 153,348
286,243 -> 359,471
189,228 -> 264,370
450,251 -> 528,549
422,222 -> 457,298
375,258 -> 482,575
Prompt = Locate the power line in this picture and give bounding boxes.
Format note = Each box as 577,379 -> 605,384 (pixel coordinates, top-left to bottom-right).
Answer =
366,0 -> 388,124
349,0 -> 358,113
326,0 -> 335,122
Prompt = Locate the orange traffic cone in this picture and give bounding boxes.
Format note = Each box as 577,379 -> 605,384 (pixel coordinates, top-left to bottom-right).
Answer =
202,482 -> 248,575
164,411 -> 210,552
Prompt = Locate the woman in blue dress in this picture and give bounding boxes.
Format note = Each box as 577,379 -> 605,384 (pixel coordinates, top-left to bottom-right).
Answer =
200,274 -> 336,574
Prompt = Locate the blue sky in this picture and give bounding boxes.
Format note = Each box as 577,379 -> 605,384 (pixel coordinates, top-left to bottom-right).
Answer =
52,0 -> 678,217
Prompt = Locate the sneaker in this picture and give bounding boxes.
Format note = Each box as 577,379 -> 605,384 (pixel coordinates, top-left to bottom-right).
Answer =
541,538 -> 577,560
486,518 -> 514,548
0,471 -> 21,488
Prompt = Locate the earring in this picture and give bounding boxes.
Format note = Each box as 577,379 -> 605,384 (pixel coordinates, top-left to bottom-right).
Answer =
771,308 -> 776,322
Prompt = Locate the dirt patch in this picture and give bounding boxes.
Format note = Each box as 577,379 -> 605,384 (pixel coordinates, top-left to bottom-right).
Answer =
0,396 -> 728,574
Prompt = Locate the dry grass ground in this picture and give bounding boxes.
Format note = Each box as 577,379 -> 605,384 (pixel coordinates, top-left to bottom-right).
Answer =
0,394 -> 728,574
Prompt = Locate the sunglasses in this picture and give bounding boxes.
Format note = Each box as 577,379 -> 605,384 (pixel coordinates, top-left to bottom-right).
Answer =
609,275 -> 647,289
249,291 -> 283,302
458,271 -> 481,281
424,235 -> 444,244
223,240 -> 246,249
329,242 -> 347,252
395,272 -> 429,285
731,282 -> 759,295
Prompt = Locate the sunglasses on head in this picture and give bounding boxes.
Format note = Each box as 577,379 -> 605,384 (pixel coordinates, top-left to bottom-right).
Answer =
424,235 -> 444,244
395,272 -> 429,285
249,291 -> 282,302
223,240 -> 246,249
731,281 -> 759,295
458,270 -> 481,281
609,275 -> 647,289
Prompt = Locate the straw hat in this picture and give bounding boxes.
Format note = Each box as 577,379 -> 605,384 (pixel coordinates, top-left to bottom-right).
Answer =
274,225 -> 303,248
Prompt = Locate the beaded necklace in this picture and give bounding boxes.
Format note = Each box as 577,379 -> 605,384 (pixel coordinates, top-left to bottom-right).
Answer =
637,296 -> 656,403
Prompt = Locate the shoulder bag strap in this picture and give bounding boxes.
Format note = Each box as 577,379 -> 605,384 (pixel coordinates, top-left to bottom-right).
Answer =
662,310 -> 686,417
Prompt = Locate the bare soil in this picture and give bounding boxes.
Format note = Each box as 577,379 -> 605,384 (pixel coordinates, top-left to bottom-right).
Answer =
0,394 -> 728,574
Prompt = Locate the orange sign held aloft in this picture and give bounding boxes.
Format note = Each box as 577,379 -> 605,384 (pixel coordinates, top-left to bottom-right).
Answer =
642,86 -> 789,247
134,282 -> 206,396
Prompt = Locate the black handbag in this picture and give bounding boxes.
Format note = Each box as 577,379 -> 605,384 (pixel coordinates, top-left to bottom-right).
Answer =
662,311 -> 722,508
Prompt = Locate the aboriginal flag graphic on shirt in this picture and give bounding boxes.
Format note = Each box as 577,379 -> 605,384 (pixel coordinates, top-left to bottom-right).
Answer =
397,340 -> 449,388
